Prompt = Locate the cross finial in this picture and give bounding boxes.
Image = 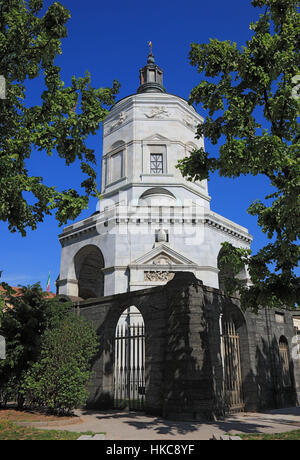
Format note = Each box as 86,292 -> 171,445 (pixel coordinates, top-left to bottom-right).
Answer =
147,41 -> 155,64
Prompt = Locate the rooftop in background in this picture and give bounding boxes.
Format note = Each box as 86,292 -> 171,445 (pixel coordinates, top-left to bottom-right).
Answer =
0,285 -> 56,299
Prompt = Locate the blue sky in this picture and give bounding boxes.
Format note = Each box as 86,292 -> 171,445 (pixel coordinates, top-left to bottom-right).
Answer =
0,0 -> 290,292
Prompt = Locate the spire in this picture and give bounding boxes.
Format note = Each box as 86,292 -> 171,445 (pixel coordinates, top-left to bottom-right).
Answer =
137,42 -> 166,94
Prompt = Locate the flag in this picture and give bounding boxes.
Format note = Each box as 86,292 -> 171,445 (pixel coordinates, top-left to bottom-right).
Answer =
46,273 -> 51,293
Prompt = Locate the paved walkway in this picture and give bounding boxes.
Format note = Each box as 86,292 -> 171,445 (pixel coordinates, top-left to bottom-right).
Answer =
37,407 -> 300,440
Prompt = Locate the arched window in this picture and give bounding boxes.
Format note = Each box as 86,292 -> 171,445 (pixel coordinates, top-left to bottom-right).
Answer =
114,306 -> 145,410
74,245 -> 105,299
138,187 -> 176,206
279,336 -> 292,387
104,140 -> 126,186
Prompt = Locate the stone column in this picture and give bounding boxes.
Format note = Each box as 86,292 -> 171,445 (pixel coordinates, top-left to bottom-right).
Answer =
162,272 -> 216,420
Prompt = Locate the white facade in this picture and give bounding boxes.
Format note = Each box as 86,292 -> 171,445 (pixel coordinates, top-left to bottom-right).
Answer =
57,55 -> 252,299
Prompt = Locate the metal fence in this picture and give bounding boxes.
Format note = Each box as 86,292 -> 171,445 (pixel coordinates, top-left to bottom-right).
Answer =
222,320 -> 244,412
114,322 -> 145,410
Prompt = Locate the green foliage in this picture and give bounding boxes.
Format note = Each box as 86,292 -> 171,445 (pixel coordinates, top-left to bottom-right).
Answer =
178,0 -> 300,310
21,313 -> 98,414
0,0 -> 119,235
0,273 -> 4,326
238,429 -> 300,440
218,242 -> 252,297
0,421 -> 98,440
0,283 -> 98,414
0,283 -> 71,406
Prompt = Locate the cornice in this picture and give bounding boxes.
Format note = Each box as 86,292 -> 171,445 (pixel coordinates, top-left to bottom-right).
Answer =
58,208 -> 252,246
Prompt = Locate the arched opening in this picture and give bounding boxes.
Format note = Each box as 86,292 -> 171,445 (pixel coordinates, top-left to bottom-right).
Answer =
114,306 -> 145,410
279,336 -> 292,388
74,245 -> 104,299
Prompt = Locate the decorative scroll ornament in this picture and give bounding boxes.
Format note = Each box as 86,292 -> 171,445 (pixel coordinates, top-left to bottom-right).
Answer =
144,271 -> 175,282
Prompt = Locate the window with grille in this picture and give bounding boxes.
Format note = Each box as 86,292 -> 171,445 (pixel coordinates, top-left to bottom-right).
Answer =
150,153 -> 163,174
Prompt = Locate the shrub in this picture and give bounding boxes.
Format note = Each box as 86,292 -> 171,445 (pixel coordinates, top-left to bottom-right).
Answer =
21,313 -> 98,415
0,284 -> 71,407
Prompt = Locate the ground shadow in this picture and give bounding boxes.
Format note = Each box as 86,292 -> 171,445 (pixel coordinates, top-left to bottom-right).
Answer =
80,408 -> 300,436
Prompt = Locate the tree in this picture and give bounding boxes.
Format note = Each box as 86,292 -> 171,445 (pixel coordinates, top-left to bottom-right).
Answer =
0,283 -> 70,407
0,274 -> 4,326
0,0 -> 119,236
178,0 -> 300,311
21,313 -> 98,415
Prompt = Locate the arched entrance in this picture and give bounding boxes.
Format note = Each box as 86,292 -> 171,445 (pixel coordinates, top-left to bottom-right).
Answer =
74,245 -> 104,299
114,306 -> 145,410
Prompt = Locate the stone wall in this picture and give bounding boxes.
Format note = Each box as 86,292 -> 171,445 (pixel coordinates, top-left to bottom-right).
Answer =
71,272 -> 300,420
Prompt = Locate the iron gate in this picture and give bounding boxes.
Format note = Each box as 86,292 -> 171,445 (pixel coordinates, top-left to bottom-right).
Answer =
279,338 -> 292,387
222,319 -> 244,412
114,322 -> 145,410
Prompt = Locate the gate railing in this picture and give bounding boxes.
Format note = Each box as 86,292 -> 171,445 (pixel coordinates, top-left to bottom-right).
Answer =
279,340 -> 292,387
222,320 -> 244,412
114,322 -> 145,410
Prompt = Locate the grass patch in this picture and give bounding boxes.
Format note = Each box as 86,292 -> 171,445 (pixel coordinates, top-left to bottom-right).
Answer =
236,429 -> 300,440
0,408 -> 76,422
0,421 -> 97,440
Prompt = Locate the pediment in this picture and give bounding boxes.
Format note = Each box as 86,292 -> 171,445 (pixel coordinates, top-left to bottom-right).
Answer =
142,133 -> 170,143
130,244 -> 197,267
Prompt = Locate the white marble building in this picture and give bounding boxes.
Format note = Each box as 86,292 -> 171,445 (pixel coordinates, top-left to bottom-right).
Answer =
57,50 -> 252,300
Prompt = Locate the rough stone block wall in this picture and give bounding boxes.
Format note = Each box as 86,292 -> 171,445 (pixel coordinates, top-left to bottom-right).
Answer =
162,274 -> 217,420
70,272 -> 300,419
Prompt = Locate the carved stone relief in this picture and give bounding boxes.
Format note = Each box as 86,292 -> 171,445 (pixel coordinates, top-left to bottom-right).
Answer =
144,106 -> 170,119
184,116 -> 197,131
144,271 -> 175,282
104,111 -> 128,135
151,255 -> 174,265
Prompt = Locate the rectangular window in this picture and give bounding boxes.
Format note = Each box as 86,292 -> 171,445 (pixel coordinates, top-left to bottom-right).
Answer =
110,151 -> 123,183
150,153 -> 163,174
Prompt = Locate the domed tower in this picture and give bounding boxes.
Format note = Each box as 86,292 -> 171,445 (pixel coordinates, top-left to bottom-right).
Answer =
57,47 -> 252,299
100,46 -> 209,211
